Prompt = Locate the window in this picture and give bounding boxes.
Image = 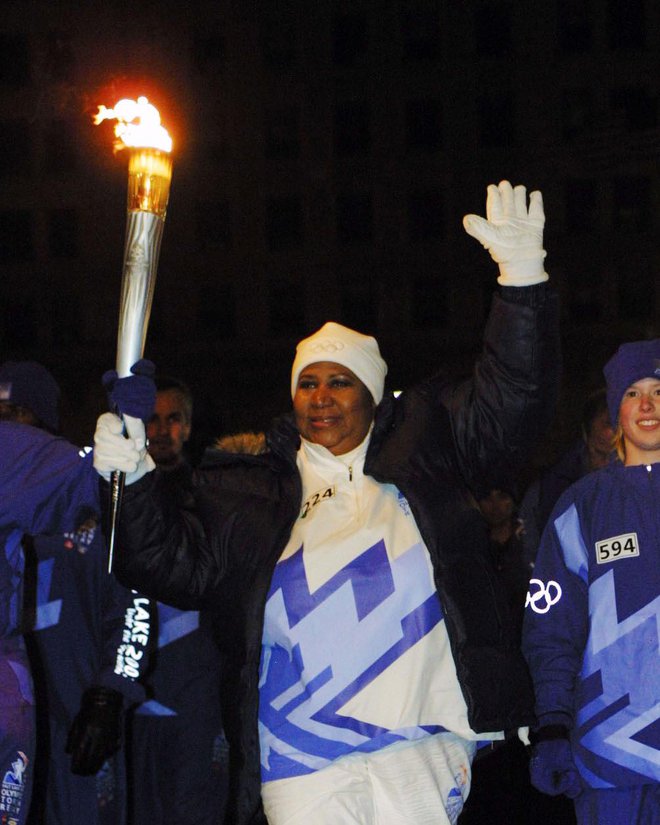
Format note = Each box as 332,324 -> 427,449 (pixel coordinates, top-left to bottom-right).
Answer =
561,88 -> 596,140
332,12 -> 367,66
557,0 -> 593,53
338,268 -> 378,332
0,210 -> 34,262
44,30 -> 76,82
0,294 -> 36,348
405,98 -> 442,152
265,105 -> 300,160
402,8 -> 441,60
478,93 -> 515,147
607,0 -> 645,50
474,3 -> 513,57
569,286 -> 602,323
48,209 -> 78,258
617,266 -> 654,321
268,277 -> 304,337
198,282 -> 235,340
50,289 -> 82,345
609,86 -> 657,131
192,35 -> 226,75
408,189 -> 444,240
412,274 -> 447,328
334,102 -> 370,157
44,119 -> 78,174
0,34 -> 30,88
565,178 -> 597,234
196,137 -> 230,165
261,14 -> 297,70
613,176 -> 651,232
0,121 -> 32,176
336,193 -> 373,244
195,201 -> 232,251
266,196 -> 303,250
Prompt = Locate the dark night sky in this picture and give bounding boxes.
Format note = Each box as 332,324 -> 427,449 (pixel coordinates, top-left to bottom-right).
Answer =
1,1 -> 659,469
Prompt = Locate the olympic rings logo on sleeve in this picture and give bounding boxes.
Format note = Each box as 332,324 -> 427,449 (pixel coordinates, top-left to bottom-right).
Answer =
525,578 -> 562,614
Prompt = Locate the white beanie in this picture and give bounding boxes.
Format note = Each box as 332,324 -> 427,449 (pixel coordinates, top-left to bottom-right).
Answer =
291,322 -> 388,404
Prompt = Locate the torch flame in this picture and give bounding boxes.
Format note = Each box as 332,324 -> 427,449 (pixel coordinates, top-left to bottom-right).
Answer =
94,95 -> 172,153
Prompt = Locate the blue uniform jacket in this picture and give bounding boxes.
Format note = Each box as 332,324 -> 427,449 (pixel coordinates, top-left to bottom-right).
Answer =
28,528 -> 151,719
522,460 -> 660,789
0,422 -> 99,643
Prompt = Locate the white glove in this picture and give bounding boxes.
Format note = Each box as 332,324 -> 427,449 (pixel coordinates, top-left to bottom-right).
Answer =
93,412 -> 155,484
463,180 -> 548,286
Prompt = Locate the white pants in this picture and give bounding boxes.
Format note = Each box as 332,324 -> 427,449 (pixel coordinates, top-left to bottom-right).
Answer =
261,733 -> 477,825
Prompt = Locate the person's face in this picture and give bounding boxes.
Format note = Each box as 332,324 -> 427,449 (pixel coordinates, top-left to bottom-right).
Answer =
478,489 -> 515,528
146,389 -> 191,468
585,410 -> 614,470
0,402 -> 39,428
618,378 -> 660,466
293,361 -> 374,456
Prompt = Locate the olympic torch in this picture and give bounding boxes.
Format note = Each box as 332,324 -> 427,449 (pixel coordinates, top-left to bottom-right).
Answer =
94,96 -> 173,571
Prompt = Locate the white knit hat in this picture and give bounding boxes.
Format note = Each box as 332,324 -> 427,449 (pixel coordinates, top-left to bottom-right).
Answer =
291,322 -> 388,403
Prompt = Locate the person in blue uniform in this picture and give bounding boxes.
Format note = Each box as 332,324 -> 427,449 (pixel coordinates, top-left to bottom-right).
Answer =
522,339 -> 660,825
127,376 -> 227,825
0,361 -> 98,825
0,360 -> 154,825
26,520 -> 152,825
93,180 -> 561,825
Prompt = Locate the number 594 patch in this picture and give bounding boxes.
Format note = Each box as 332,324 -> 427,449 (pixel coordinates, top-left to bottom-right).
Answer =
595,532 -> 639,564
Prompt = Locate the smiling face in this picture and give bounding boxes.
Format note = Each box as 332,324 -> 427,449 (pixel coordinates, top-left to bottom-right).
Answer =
618,377 -> 660,466
293,361 -> 375,456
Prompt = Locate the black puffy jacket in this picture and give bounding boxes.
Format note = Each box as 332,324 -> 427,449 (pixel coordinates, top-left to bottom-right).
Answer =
114,288 -> 560,825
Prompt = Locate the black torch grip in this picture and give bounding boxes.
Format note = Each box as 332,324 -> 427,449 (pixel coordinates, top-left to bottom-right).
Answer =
106,411 -> 128,573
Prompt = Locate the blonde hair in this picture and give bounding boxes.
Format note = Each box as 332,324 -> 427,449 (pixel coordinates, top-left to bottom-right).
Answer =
613,423 -> 625,463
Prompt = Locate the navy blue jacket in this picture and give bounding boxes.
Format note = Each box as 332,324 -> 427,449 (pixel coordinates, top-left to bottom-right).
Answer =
522,460 -> 660,789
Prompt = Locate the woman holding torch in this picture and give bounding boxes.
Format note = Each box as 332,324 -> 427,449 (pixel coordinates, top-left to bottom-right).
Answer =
93,180 -> 560,825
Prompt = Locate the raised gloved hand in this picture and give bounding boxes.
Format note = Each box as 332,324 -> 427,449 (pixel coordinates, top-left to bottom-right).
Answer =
529,737 -> 582,799
65,686 -> 124,776
102,359 -> 156,422
93,412 -> 155,483
463,180 -> 548,286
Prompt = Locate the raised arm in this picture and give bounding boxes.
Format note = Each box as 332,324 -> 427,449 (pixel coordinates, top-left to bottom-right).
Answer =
447,181 -> 560,494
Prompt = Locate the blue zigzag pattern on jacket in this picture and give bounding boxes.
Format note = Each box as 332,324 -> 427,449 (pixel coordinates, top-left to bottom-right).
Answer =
157,603 -> 199,648
260,539 -> 443,779
576,570 -> 660,785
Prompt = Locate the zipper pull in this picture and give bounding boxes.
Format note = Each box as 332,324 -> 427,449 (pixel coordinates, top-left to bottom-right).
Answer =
349,465 -> 353,481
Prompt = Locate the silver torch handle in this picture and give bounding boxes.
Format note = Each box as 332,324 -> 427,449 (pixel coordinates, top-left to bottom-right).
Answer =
107,209 -> 165,573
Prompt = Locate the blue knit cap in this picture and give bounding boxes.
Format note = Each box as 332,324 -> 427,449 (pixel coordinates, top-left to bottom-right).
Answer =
603,339 -> 660,426
0,361 -> 60,432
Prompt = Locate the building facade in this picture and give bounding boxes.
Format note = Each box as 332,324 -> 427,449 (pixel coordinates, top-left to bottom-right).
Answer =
1,0 -> 659,453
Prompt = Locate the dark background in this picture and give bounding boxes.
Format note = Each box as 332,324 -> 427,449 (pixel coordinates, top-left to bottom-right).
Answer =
1,0 -> 659,474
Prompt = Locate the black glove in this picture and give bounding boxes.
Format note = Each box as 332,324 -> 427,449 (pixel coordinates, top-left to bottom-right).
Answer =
65,686 -> 124,776
102,358 -> 156,422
